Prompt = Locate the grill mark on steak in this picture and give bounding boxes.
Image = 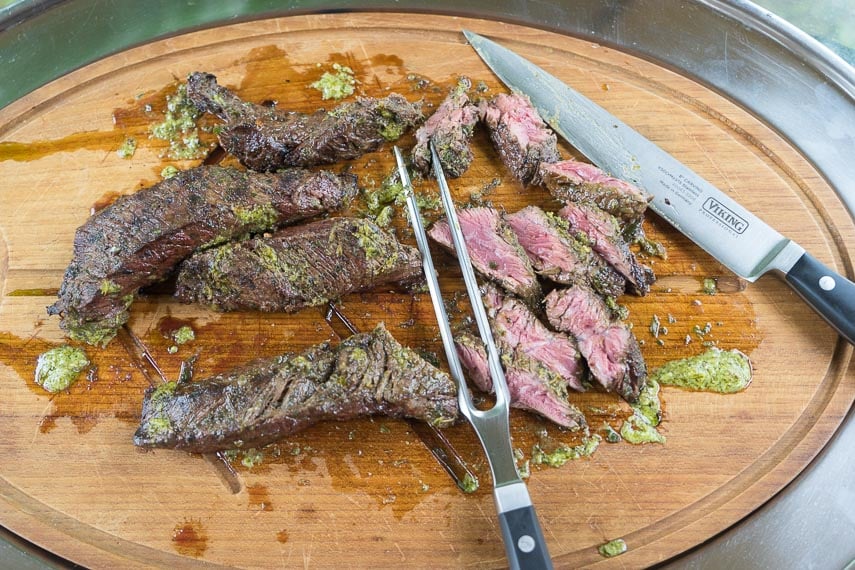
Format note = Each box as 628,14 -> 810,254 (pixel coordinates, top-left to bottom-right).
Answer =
47,166 -> 356,346
556,201 -> 655,295
545,286 -> 646,402
428,207 -> 542,306
539,160 -> 652,224
479,93 -> 560,185
455,333 -> 586,430
134,324 -> 459,453
412,77 -> 480,179
504,205 -> 626,299
174,217 -> 423,312
187,72 -> 422,172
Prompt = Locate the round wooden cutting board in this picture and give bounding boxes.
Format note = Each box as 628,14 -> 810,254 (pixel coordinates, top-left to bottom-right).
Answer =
1,13 -> 853,569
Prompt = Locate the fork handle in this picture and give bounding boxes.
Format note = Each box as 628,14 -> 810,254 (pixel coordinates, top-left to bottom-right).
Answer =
495,482 -> 553,569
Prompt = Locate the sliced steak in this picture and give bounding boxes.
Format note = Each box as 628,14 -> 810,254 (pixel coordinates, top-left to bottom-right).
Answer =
545,286 -> 646,402
455,333 -> 586,430
187,72 -> 422,172
504,206 -> 626,299
479,93 -> 560,185
47,166 -> 356,346
175,217 -> 423,312
556,202 -> 654,295
428,207 -> 541,306
134,324 -> 459,453
539,160 -> 652,224
412,77 -> 480,178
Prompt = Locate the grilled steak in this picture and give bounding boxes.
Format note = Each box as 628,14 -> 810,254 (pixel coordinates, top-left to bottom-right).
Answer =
479,93 -> 560,185
175,217 -> 423,312
556,201 -> 654,295
187,72 -> 422,172
412,77 -> 480,178
134,324 -> 459,453
482,284 -> 585,392
428,207 -> 541,306
504,206 -> 626,299
455,333 -> 586,430
545,286 -> 646,402
47,166 -> 356,346
539,160 -> 652,224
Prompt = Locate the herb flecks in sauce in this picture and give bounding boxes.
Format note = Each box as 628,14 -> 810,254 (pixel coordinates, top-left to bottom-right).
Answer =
150,84 -> 207,160
702,277 -> 718,295
310,63 -> 357,100
598,538 -> 627,558
458,472 -> 479,494
621,412 -> 665,444
34,345 -> 90,393
652,348 -> 752,393
117,137 -> 137,159
531,435 -> 601,468
172,325 -> 195,345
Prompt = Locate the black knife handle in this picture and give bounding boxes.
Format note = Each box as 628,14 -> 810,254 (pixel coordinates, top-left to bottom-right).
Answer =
785,252 -> 855,345
497,505 -> 553,570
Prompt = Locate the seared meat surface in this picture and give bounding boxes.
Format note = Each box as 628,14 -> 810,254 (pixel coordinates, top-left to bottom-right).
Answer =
175,217 -> 423,312
187,72 -> 422,172
428,207 -> 541,306
412,77 -> 480,178
134,325 -> 459,453
48,166 -> 356,346
479,93 -> 560,185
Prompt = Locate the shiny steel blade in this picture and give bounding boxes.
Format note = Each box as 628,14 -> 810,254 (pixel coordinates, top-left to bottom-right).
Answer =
464,30 -> 804,281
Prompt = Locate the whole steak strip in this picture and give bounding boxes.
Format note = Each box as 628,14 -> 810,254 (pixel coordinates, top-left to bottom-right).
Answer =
479,93 -> 560,185
539,160 -> 652,224
412,77 -> 480,178
187,72 -> 422,172
175,217 -> 423,312
428,207 -> 542,306
557,201 -> 655,295
455,333 -> 586,430
504,205 -> 626,299
48,166 -> 356,346
545,286 -> 646,402
482,284 -> 585,392
134,324 -> 459,453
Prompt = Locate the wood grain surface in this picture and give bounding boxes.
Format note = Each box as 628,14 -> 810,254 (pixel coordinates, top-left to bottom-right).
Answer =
0,13 -> 853,569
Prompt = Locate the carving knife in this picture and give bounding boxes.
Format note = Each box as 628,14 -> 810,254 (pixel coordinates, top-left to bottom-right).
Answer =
464,30 -> 855,345
393,145 -> 553,569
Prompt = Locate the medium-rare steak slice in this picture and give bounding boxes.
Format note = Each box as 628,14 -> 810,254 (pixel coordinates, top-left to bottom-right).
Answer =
187,72 -> 422,172
455,333 -> 586,430
545,286 -> 646,402
479,93 -> 560,185
47,166 -> 356,346
428,207 -> 541,306
504,206 -> 626,299
412,77 -> 480,178
556,201 -> 654,295
482,284 -> 585,392
175,217 -> 423,312
134,324 -> 459,453
539,160 -> 652,224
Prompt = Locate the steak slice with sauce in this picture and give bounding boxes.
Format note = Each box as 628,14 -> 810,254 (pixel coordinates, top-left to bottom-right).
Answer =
175,217 -> 423,312
134,324 -> 459,453
479,93 -> 560,185
412,77 -> 480,178
556,202 -> 655,295
504,206 -> 626,299
539,160 -> 652,224
545,286 -> 646,402
47,166 -> 356,346
428,207 -> 542,306
187,72 -> 422,172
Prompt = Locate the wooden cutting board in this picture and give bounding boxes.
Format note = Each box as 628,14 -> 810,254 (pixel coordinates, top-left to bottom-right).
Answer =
1,13 -> 853,569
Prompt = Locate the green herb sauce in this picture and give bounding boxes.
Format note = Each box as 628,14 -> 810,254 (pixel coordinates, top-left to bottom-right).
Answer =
458,472 -> 480,494
621,412 -> 666,444
34,345 -> 90,393
232,203 -> 278,232
161,165 -> 180,179
116,137 -> 137,159
150,84 -> 206,160
531,435 -> 601,468
598,538 -> 627,558
651,348 -> 752,393
172,325 -> 195,345
310,63 -> 357,100
702,277 -> 718,295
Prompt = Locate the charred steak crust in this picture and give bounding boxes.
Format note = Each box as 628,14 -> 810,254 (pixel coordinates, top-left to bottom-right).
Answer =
134,324 -> 459,453
411,77 -> 480,179
47,166 -> 356,346
186,72 -> 423,172
479,93 -> 560,185
175,217 -> 424,312
427,207 -> 542,306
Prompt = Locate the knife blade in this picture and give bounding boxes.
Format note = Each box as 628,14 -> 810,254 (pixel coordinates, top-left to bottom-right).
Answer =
464,29 -> 855,345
